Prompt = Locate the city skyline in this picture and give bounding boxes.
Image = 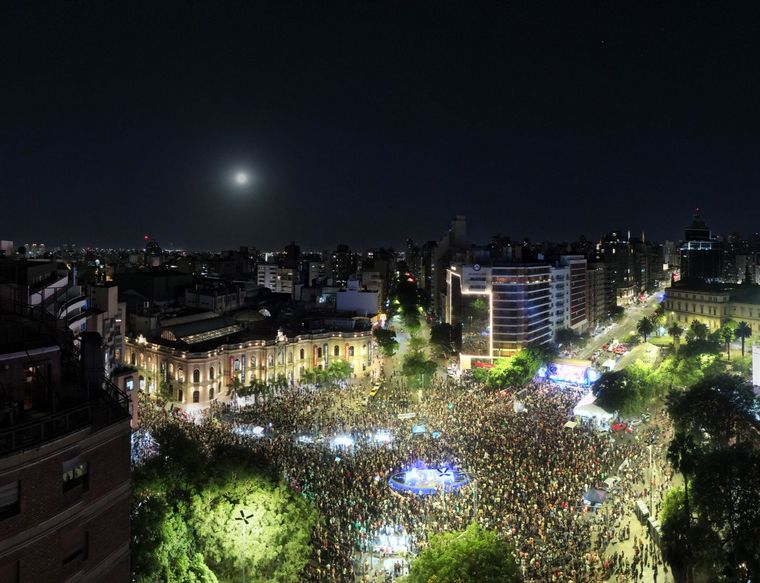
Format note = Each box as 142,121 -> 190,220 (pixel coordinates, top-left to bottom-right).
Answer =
4,3 -> 760,248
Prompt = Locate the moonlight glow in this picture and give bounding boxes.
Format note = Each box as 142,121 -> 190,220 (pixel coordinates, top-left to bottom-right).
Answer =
234,171 -> 249,185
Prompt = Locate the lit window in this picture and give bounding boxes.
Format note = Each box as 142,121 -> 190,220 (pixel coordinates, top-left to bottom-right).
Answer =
62,461 -> 89,493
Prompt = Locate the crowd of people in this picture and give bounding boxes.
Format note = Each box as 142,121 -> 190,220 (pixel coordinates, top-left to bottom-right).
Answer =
137,372 -> 673,582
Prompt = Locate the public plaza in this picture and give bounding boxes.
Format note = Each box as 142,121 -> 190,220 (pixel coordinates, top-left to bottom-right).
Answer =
135,367 -> 676,582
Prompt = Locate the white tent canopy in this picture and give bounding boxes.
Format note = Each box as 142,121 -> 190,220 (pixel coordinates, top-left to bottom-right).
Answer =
573,392 -> 614,421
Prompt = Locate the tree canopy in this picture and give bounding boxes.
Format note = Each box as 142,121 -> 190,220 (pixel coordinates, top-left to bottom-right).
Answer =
402,351 -> 438,388
555,327 -> 586,349
132,421 -> 316,583
592,369 -> 650,415
667,374 -> 759,447
636,316 -> 655,342
429,322 -> 459,357
373,327 -> 399,357
302,359 -> 354,387
661,373 -> 760,582
405,523 -> 522,583
486,348 -> 550,390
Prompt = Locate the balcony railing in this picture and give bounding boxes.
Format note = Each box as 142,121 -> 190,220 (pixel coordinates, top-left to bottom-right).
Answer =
0,301 -> 131,456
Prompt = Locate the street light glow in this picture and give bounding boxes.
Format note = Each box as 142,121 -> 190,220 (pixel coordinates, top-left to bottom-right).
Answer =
235,171 -> 249,185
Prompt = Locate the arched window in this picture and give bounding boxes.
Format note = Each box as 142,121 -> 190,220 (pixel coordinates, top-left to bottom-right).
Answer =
287,351 -> 293,364
209,366 -> 215,380
334,345 -> 340,357
299,348 -> 305,360
193,369 -> 200,383
349,346 -> 355,357
209,386 -> 215,400
317,347 -> 322,358
130,351 -> 136,366
178,389 -> 184,402
169,362 -> 174,375
192,390 -> 200,403
139,375 -> 145,390
178,367 -> 184,382
268,354 -> 274,367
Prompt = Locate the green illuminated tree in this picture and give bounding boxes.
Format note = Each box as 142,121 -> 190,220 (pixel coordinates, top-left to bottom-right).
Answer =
486,348 -> 548,390
131,420 -> 316,583
406,523 -> 522,583
191,470 -> 316,583
325,359 -> 353,385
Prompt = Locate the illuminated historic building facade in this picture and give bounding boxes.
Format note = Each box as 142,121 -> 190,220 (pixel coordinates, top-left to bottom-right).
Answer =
125,329 -> 375,409
665,282 -> 760,335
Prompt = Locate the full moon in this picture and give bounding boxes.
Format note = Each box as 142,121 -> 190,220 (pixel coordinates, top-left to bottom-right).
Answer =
235,171 -> 249,185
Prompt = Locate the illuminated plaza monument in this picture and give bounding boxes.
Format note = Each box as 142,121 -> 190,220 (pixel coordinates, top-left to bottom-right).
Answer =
388,462 -> 471,495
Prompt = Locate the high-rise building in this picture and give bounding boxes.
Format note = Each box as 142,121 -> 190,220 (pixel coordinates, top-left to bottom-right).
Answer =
257,263 -> 279,291
446,262 -> 552,364
491,264 -> 552,356
679,210 -> 721,282
0,308 -> 131,582
559,255 -> 588,331
330,244 -> 357,287
598,231 -> 635,305
304,260 -> 327,286
549,265 -> 570,336
586,262 -> 614,328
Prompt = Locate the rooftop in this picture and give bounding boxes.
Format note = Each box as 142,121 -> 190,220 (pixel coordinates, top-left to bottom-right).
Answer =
730,285 -> 760,304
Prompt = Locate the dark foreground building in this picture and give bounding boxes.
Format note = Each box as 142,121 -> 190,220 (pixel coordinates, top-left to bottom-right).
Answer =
0,305 -> 131,582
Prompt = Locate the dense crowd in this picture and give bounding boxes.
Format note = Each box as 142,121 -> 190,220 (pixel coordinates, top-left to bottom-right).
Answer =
138,374 -> 671,582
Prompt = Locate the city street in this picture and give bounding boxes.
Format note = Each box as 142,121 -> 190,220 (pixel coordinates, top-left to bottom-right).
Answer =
580,294 -> 663,361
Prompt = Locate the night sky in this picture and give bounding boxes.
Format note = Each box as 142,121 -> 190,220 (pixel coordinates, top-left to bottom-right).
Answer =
3,2 -> 760,250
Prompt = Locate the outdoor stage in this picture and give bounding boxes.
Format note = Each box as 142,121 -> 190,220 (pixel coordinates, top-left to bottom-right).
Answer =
388,462 -> 471,495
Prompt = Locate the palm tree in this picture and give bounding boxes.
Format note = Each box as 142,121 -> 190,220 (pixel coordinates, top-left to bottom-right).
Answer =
735,321 -> 752,358
718,325 -> 734,360
637,316 -> 655,342
668,322 -> 684,352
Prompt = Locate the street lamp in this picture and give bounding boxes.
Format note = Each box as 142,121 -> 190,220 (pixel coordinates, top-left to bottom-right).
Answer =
234,509 -> 254,581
